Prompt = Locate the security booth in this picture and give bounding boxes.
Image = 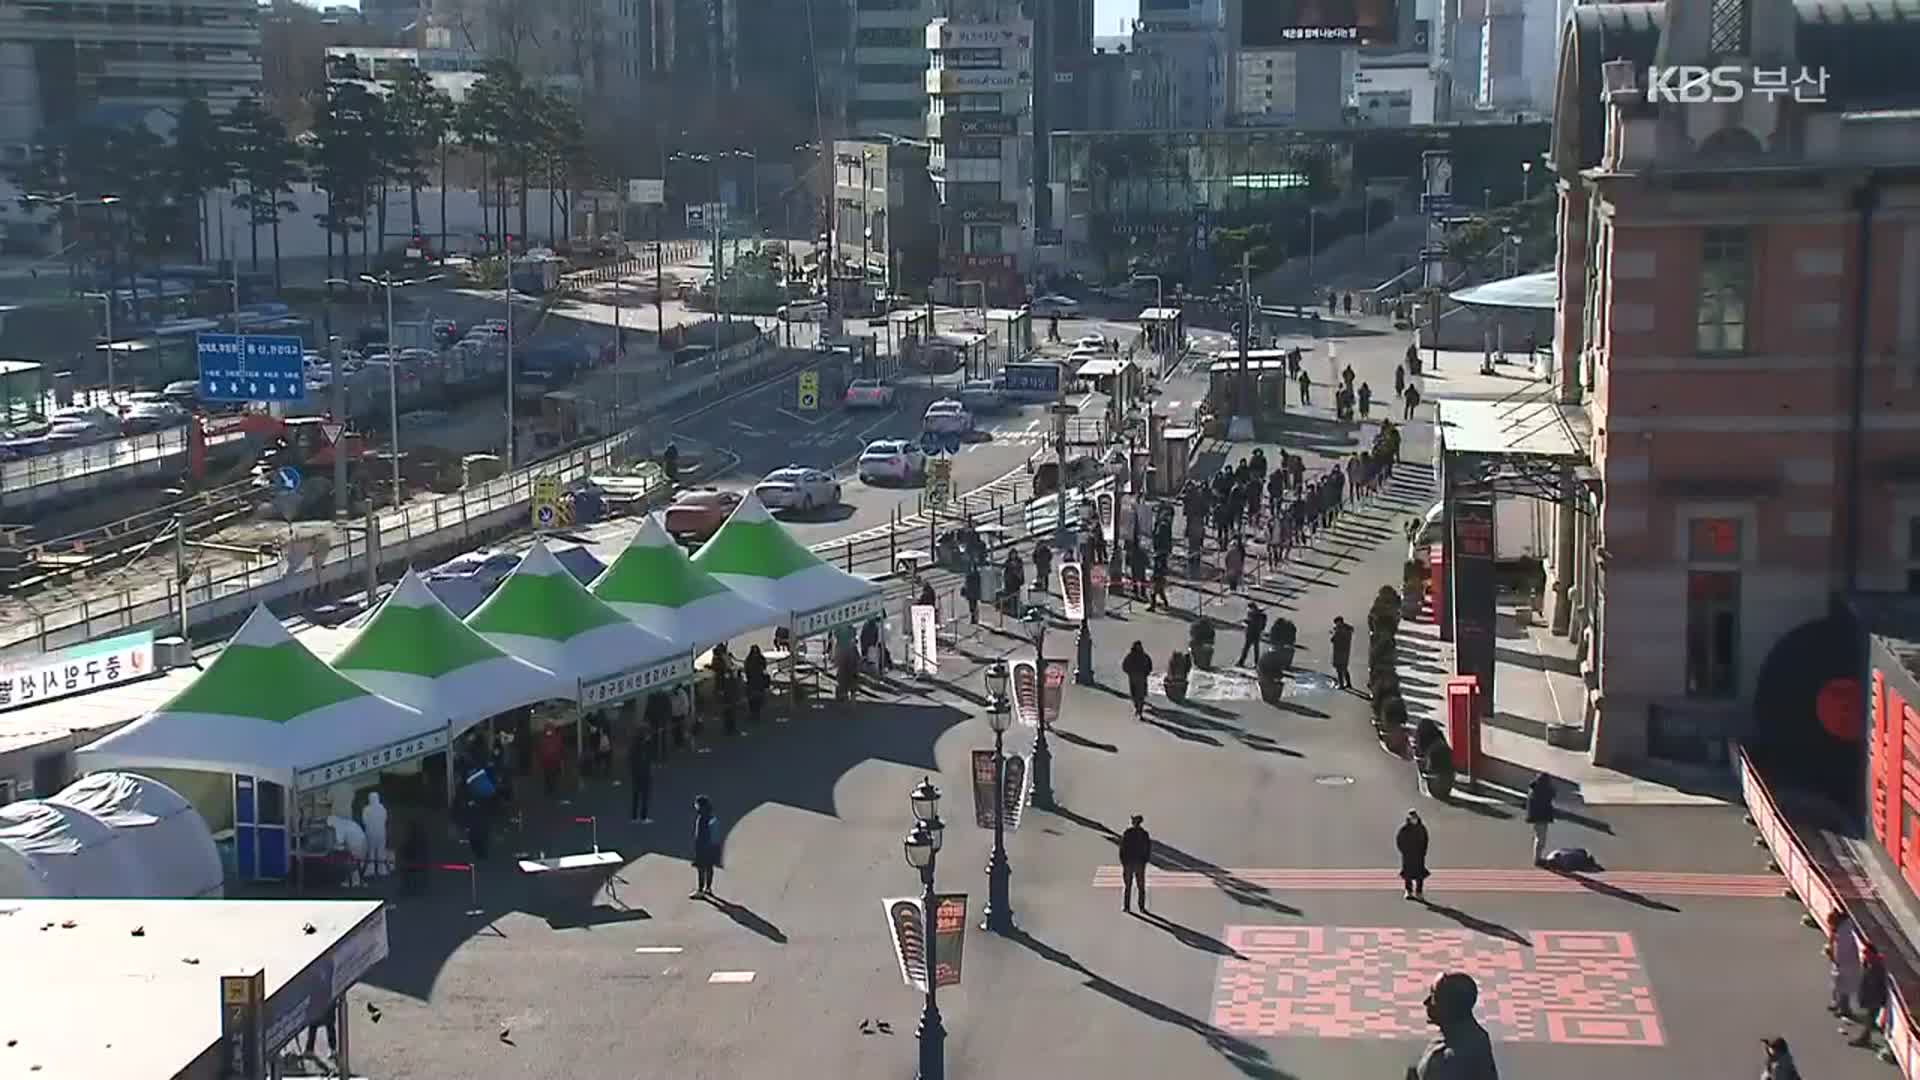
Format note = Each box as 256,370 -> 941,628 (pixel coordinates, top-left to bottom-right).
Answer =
925,331 -> 989,379
1205,349 -> 1293,418
1138,306 -> 1185,375
0,358 -> 47,427
885,308 -> 931,372
1079,355 -> 1143,411
986,306 -> 1033,368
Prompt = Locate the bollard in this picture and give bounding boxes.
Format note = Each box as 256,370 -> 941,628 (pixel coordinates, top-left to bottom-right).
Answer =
574,815 -> 600,853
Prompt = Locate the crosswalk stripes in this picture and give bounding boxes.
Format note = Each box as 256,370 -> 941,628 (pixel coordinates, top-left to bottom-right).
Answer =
1086,867 -> 1803,898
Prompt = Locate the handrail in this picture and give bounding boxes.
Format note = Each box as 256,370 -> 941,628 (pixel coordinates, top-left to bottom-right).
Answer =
1738,746 -> 1920,1078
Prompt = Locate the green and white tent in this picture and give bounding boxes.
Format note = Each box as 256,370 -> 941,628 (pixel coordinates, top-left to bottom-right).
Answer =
75,606 -> 437,790
691,494 -> 883,636
333,569 -> 568,740
466,539 -> 693,709
592,514 -> 779,648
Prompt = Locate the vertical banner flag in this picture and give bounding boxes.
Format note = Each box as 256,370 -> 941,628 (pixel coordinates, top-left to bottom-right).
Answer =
972,750 -> 1030,830
1097,489 -> 1117,545
933,894 -> 968,988
1043,658 -> 1068,723
1011,658 -> 1039,728
1086,562 -> 1108,616
884,897 -> 927,992
1003,753 -> 1029,830
1059,561 -> 1086,623
909,604 -> 939,676
971,749 -> 999,828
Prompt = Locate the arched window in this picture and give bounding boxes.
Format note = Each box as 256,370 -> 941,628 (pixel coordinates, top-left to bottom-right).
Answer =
1710,0 -> 1750,57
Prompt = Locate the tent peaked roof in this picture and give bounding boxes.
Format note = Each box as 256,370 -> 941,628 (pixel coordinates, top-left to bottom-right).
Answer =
334,570 -> 565,735
591,515 -> 779,647
691,495 -> 881,630
75,606 -> 436,788
467,539 -> 689,688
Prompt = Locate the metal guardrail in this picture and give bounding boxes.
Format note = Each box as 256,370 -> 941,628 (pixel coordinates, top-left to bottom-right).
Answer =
1,426 -> 250,504
0,341 -> 798,659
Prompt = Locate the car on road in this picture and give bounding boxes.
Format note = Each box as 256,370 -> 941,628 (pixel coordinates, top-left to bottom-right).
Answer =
1030,294 -> 1081,317
122,399 -> 188,434
663,487 -> 742,543
753,466 -> 841,511
778,299 -> 829,323
844,379 -> 895,409
958,379 -> 1006,413
858,439 -> 926,484
1074,334 -> 1108,352
922,398 -> 974,436
161,381 -> 201,407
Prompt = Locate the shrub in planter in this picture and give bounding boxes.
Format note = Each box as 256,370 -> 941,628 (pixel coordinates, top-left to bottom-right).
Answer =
1377,697 -> 1411,756
1189,621 -> 1217,670
1165,650 -> 1192,702
1256,649 -> 1290,704
1266,616 -> 1298,673
1420,742 -> 1455,799
1370,666 -> 1401,706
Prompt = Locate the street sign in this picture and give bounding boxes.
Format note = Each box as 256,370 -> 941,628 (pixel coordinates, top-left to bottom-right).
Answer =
628,178 -> 665,205
685,204 -> 705,229
532,475 -> 561,530
797,370 -> 819,410
273,466 -> 302,492
196,333 -> 306,403
925,456 -> 953,507
220,970 -> 266,1080
320,422 -> 344,445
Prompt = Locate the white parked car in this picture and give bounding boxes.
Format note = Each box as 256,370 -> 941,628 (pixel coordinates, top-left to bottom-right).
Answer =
1031,294 -> 1080,317
122,400 -> 188,434
844,379 -> 895,409
779,299 -> 829,323
922,398 -> 974,436
1074,334 -> 1107,351
754,466 -> 841,511
858,439 -> 926,484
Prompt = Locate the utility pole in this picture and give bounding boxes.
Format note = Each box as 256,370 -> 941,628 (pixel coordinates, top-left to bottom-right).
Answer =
1237,250 -> 1252,425
330,334 -> 347,520
655,204 -> 665,347
504,270 -> 515,466
173,517 -> 189,642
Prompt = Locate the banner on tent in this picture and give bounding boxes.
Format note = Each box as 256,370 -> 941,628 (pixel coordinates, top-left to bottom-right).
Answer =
1011,658 -> 1067,728
297,728 -> 449,790
793,594 -> 885,638
909,604 -> 939,675
1058,562 -> 1085,623
580,656 -> 694,708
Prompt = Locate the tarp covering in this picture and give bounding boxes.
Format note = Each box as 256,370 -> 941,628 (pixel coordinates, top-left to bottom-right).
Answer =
0,799 -> 139,898
1449,270 -> 1556,311
334,569 -> 569,739
75,606 -> 435,788
466,540 -> 692,693
41,772 -> 223,898
691,494 -> 883,635
592,514 -> 779,648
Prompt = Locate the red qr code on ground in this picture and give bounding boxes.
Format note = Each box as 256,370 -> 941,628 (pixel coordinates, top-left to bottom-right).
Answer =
1209,926 -> 1663,1046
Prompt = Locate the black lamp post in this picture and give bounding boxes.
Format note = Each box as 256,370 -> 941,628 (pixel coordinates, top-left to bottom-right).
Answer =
1022,606 -> 1056,809
982,661 -> 1014,932
904,778 -> 946,1080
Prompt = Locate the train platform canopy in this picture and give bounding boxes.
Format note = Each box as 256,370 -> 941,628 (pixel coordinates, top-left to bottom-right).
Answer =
691,494 -> 883,637
465,539 -> 693,695
332,569 -> 568,740
1449,270 -> 1556,311
74,607 -> 437,790
591,514 -> 780,649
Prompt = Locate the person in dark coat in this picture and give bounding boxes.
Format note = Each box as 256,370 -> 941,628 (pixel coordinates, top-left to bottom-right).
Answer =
1851,944 -> 1890,1046
1118,814 -> 1153,913
628,723 -> 654,823
1525,773 -> 1557,865
963,563 -> 982,623
1397,810 -> 1431,900
1408,973 -> 1499,1080
1330,616 -> 1355,690
743,645 -> 770,726
1238,601 -> 1267,666
1761,1037 -> 1802,1080
1122,641 -> 1154,720
690,795 -> 721,899
1403,382 -> 1423,420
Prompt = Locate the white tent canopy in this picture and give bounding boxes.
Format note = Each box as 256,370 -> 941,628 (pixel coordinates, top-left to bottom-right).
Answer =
42,772 -> 223,899
76,606 -> 436,790
691,495 -> 883,635
591,514 -> 780,649
333,569 -> 567,739
0,799 -> 140,898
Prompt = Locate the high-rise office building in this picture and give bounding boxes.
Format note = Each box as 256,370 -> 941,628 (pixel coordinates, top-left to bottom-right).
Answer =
925,14 -> 1032,301
853,0 -> 936,137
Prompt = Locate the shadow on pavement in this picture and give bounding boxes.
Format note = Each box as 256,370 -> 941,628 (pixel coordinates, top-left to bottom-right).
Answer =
1554,870 -> 1680,913
1147,717 -> 1223,746
1056,728 -> 1119,753
1007,929 -> 1298,1080
1137,910 -> 1247,959
703,895 -> 791,941
1419,900 -> 1531,946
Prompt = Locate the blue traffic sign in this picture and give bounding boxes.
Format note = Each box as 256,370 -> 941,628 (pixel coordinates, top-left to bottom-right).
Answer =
197,333 -> 307,403
273,466 -> 302,492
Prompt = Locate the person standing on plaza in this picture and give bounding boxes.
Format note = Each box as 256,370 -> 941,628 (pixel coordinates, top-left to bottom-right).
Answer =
1330,616 -> 1355,690
1119,814 -> 1153,913
690,795 -> 722,899
1123,641 -> 1154,720
1829,909 -> 1864,1017
963,561 -> 982,623
628,721 -> 655,824
1397,810 -> 1431,901
1297,368 -> 1312,405
1239,601 -> 1267,667
1525,773 -> 1557,865
744,644 -> 770,726
1850,943 -> 1889,1046
1150,550 -> 1171,611
1403,381 -> 1423,421
1225,536 -> 1248,593
1358,381 -> 1373,420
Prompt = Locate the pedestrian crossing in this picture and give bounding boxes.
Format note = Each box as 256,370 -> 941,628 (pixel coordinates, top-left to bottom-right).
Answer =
1087,867 -> 1797,898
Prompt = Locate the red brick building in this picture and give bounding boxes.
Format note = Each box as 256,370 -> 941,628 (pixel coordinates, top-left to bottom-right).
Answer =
1545,0 -> 1920,767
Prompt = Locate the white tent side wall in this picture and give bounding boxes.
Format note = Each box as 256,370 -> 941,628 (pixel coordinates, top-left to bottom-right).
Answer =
47,773 -> 225,899
0,802 -> 141,899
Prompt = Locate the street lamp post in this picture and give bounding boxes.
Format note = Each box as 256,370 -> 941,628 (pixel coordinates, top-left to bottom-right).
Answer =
982,662 -> 1014,933
79,291 -> 114,401
1521,160 -> 1533,204
360,272 -> 442,506
903,778 -> 947,1080
1022,606 -> 1055,809
322,277 -> 353,520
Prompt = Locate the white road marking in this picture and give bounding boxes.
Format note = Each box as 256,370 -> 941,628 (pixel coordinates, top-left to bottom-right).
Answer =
708,970 -> 757,984
775,407 -> 827,427
634,946 -> 685,954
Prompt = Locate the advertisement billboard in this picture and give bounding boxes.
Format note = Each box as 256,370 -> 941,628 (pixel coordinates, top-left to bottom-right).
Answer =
944,114 -> 1018,138
1242,0 -> 1399,47
955,203 -> 1018,226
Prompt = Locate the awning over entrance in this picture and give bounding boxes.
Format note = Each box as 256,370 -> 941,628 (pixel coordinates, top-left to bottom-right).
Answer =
1449,271 -> 1556,311
1436,397 -> 1585,462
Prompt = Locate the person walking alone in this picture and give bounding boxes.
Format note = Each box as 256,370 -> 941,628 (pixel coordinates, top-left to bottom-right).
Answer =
1829,910 -> 1864,1017
1525,773 -> 1557,865
690,795 -> 722,900
963,561 -> 982,623
1331,616 -> 1355,691
1239,601 -> 1268,667
1403,382 -> 1423,421
1123,641 -> 1154,720
628,724 -> 654,824
1397,810 -> 1430,900
1119,814 -> 1153,913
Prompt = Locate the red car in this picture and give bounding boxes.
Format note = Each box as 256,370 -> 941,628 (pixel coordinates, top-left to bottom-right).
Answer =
663,487 -> 741,543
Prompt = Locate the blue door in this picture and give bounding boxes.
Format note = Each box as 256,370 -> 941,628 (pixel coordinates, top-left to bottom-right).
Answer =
232,775 -> 290,880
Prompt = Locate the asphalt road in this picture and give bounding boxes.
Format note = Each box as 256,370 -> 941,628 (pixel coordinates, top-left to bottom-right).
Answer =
345,313 -> 1883,1080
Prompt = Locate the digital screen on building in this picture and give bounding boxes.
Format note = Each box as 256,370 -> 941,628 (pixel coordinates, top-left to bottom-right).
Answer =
1242,0 -> 1399,47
